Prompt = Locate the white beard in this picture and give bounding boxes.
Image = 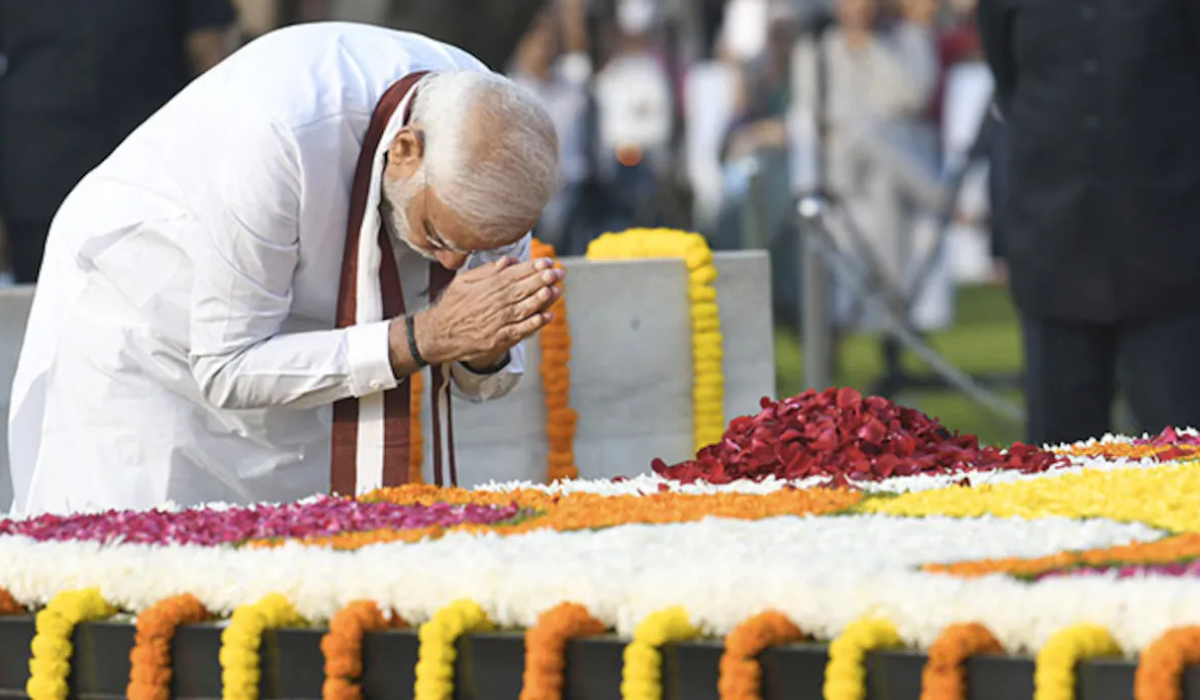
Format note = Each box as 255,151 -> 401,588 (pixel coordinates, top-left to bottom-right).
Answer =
381,171 -> 438,262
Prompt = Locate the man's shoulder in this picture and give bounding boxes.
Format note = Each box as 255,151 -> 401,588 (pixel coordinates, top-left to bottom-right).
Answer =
243,23 -> 489,76
227,23 -> 490,129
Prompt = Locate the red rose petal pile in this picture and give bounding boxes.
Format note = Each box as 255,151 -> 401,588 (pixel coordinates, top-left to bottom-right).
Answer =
1131,426 -> 1200,462
652,387 -> 1065,485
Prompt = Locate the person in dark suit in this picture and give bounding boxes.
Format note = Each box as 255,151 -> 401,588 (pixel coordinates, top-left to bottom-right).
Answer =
0,0 -> 236,284
978,0 -> 1200,445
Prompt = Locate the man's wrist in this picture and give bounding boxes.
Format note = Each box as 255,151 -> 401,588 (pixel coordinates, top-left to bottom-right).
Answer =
410,310 -> 453,366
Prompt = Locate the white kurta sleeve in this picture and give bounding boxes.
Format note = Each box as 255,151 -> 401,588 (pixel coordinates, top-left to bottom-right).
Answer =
445,233 -> 532,403
189,115 -> 399,411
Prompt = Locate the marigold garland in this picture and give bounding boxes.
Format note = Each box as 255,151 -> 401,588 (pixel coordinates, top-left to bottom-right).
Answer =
319,488 -> 862,550
128,593 -> 211,700
520,602 -> 606,700
824,617 -> 902,700
1034,624 -> 1120,700
621,606 -> 701,700
27,588 -> 117,700
718,610 -> 804,700
919,623 -> 1003,700
923,533 -> 1200,579
409,370 -> 425,485
1134,626 -> 1200,700
220,593 -> 304,700
414,599 -> 495,700
322,600 -> 407,700
530,238 -> 578,483
586,228 -> 725,452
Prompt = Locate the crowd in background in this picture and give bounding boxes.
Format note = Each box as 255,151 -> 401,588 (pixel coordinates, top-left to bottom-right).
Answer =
0,0 -> 1000,331
8,0 -> 1200,447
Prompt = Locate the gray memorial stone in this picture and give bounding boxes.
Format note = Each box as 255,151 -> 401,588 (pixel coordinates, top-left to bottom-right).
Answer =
0,287 -> 35,512
424,251 -> 775,486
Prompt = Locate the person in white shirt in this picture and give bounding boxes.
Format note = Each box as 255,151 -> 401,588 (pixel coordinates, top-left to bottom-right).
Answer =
5,23 -> 563,516
509,1 -> 593,251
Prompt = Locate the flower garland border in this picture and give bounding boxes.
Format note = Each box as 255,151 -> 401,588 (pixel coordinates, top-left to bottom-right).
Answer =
220,593 -> 304,700
128,593 -> 211,700
28,588 -> 117,700
1034,624 -> 1120,700
919,622 -> 1004,700
718,610 -> 804,700
520,602 -> 606,700
0,586 -> 22,616
414,599 -> 495,700
621,606 -> 701,700
586,228 -> 726,453
824,617 -> 903,700
530,238 -> 578,483
322,600 -> 407,700
1135,626 -> 1200,700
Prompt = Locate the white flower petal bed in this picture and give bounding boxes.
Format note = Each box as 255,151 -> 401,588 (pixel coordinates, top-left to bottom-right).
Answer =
475,453 -> 1176,497
0,513 -> 1175,654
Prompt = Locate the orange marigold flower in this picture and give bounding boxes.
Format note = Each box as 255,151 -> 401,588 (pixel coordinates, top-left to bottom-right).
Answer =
719,611 -> 804,700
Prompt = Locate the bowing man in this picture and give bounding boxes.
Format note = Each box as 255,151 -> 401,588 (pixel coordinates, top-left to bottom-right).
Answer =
6,23 -> 563,516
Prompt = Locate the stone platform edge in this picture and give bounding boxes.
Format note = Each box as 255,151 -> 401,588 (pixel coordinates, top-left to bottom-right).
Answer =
0,616 -> 1172,700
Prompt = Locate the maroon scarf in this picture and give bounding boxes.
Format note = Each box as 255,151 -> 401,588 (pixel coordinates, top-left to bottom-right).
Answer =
330,72 -> 457,496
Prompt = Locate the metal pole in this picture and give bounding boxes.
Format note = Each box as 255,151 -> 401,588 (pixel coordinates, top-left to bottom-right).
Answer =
798,11 -> 835,392
800,195 -> 834,390
740,156 -> 767,250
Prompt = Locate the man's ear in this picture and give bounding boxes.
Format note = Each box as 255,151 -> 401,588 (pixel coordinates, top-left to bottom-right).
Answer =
388,127 -> 425,167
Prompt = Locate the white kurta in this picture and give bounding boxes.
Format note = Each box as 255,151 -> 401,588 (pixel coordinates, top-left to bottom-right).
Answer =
6,23 -> 527,516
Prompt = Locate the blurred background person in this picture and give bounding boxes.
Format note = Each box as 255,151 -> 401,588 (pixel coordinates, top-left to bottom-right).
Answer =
707,1 -> 802,323
587,0 -> 677,242
791,0 -> 942,331
979,0 -> 1200,444
716,0 -> 797,246
0,0 -> 237,284
0,0 -> 1151,450
509,0 -> 594,252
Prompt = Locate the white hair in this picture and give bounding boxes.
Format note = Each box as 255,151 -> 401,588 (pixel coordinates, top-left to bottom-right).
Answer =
408,70 -> 559,246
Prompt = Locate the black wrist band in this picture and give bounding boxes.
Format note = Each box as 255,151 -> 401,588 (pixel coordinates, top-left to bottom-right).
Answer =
405,314 -> 428,368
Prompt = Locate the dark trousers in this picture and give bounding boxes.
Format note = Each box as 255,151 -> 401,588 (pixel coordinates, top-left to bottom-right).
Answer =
5,219 -> 50,284
1021,310 -> 1200,445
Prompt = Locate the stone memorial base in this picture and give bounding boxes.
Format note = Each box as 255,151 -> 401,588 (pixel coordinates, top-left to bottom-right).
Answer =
0,617 -> 1147,700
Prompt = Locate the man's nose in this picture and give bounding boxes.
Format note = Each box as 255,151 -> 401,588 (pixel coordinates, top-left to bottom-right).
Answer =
436,250 -> 469,270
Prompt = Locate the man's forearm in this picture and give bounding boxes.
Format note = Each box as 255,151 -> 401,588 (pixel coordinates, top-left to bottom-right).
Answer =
191,322 -> 399,411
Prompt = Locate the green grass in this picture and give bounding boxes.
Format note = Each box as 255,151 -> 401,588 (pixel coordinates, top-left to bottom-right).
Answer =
773,284 -> 1025,446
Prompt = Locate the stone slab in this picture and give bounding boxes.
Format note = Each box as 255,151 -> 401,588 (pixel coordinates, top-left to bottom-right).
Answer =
0,286 -> 35,512
431,251 -> 776,486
